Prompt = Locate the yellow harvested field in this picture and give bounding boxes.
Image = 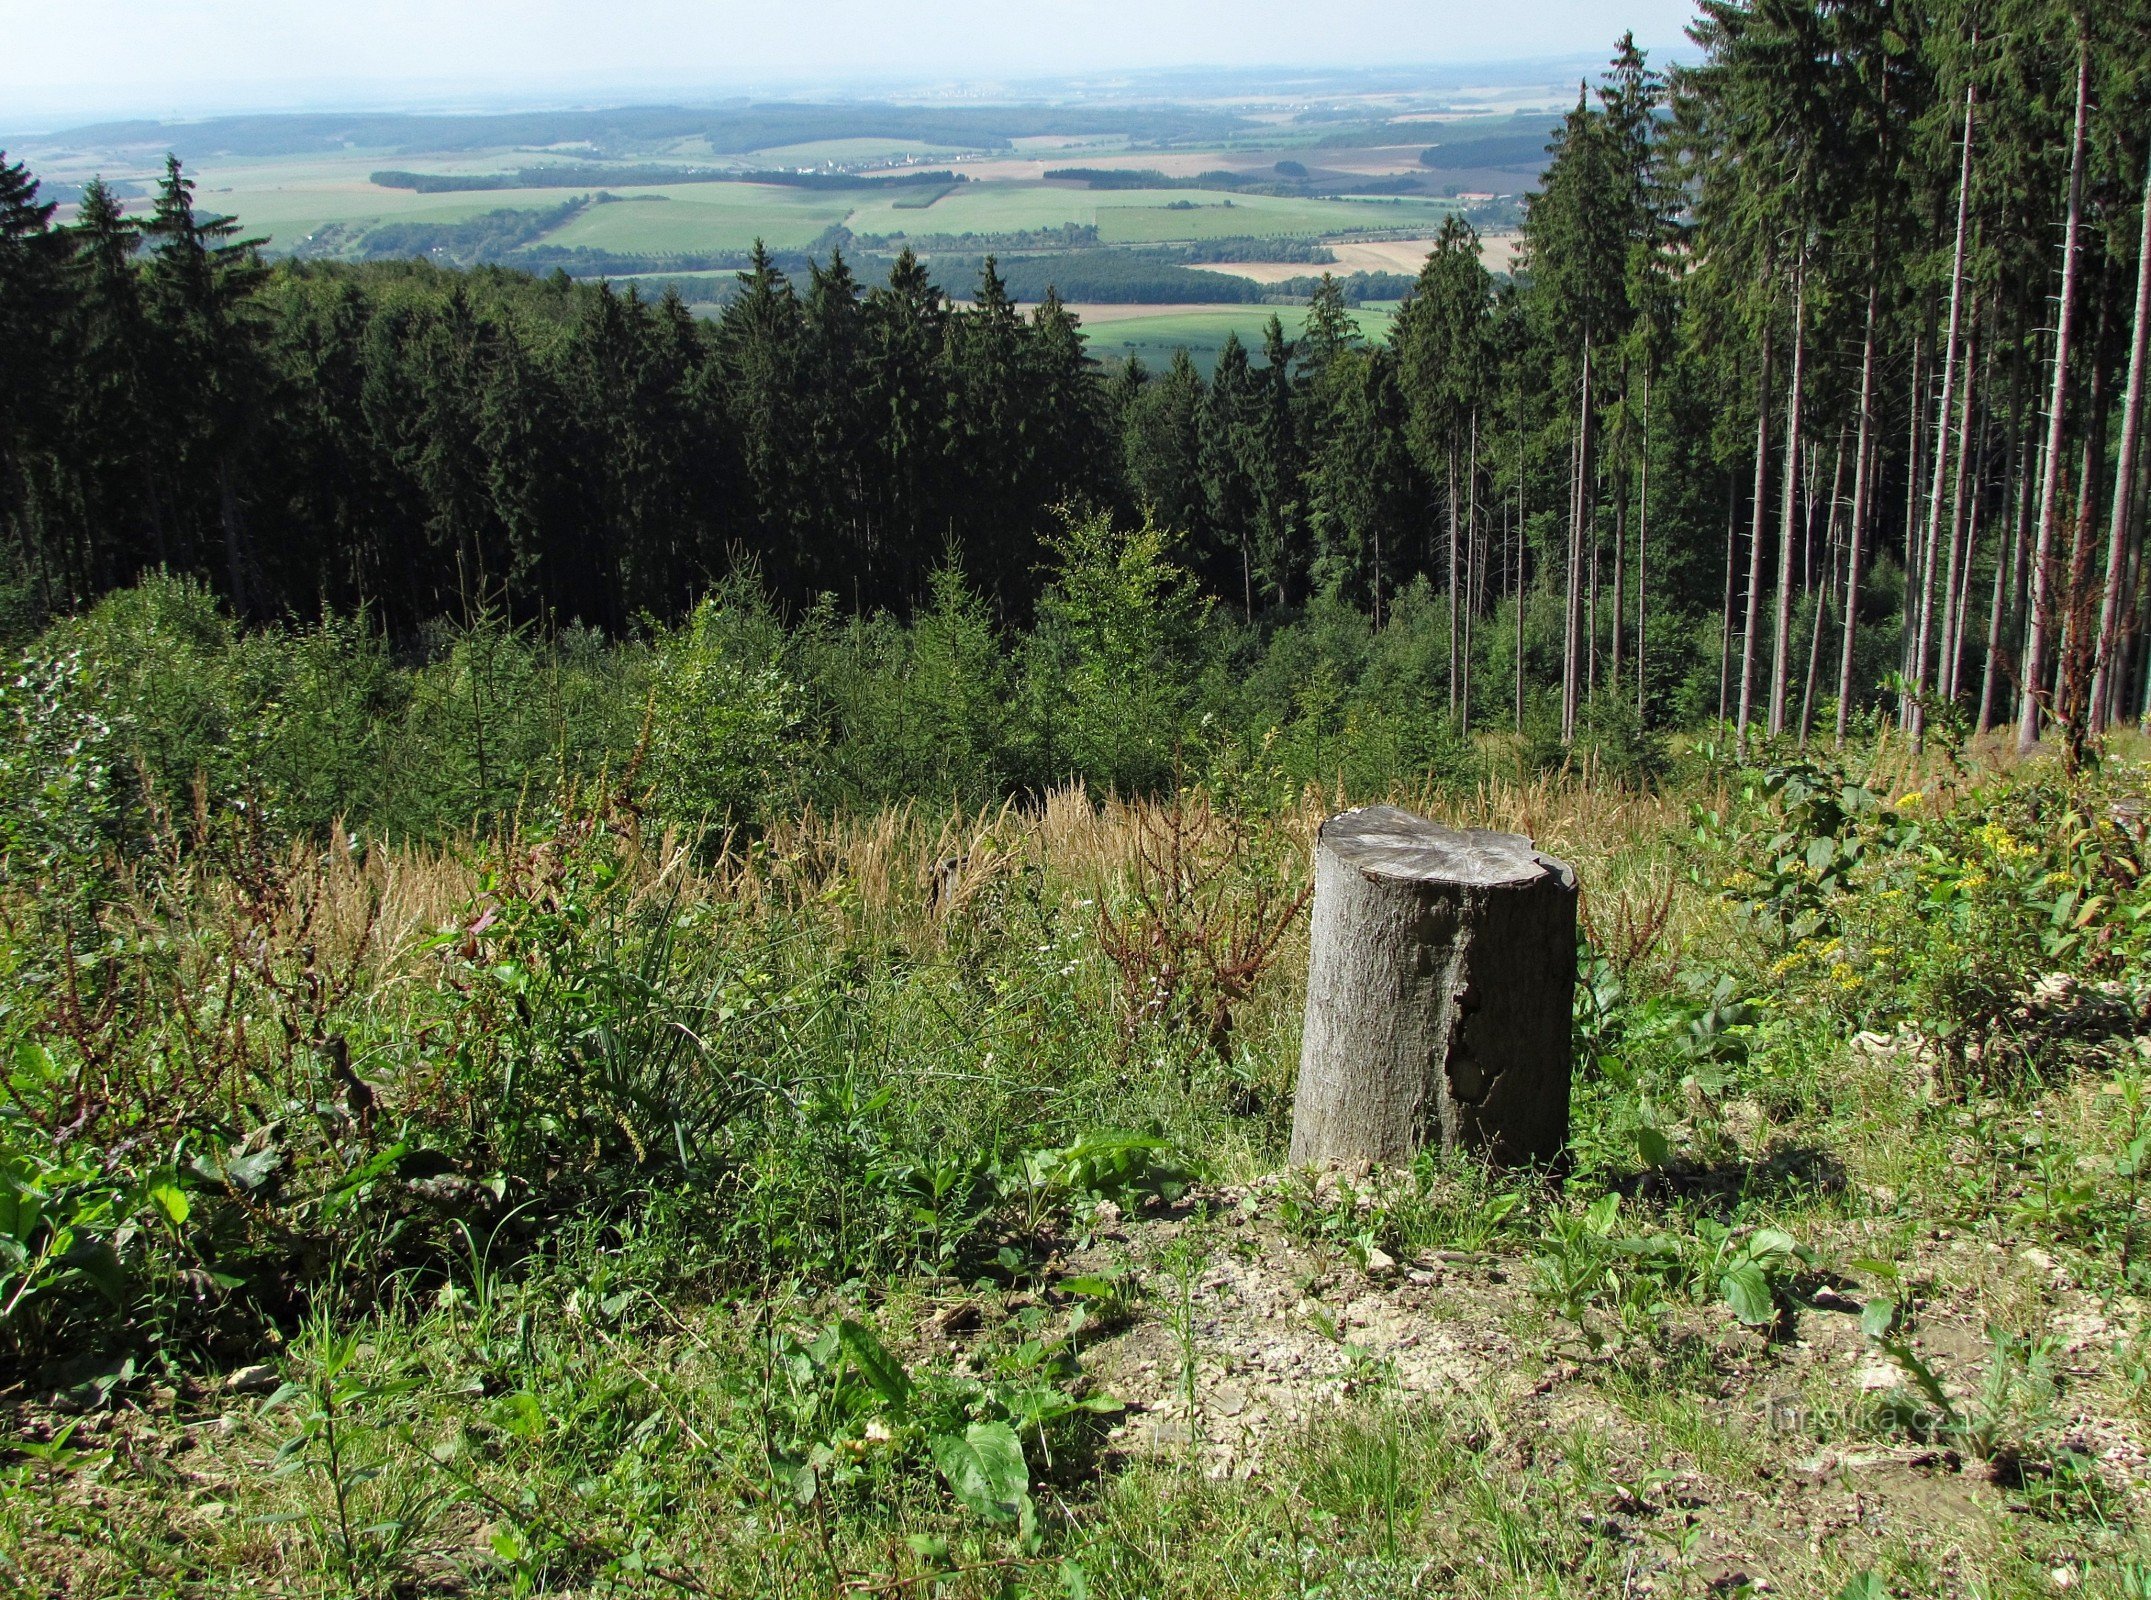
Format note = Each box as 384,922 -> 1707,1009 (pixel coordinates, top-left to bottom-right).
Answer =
1186,262 -> 1319,285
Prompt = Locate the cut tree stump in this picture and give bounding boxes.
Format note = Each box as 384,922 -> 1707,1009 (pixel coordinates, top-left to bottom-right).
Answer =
1289,804 -> 1577,1169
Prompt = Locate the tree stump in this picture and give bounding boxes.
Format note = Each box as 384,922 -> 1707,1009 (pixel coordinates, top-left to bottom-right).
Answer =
1289,804 -> 1577,1169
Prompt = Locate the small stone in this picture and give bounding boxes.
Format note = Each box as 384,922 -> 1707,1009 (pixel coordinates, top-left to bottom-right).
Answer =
1363,1247 -> 1398,1276
1140,1418 -> 1192,1449
1408,1268 -> 1440,1286
225,1364 -> 280,1395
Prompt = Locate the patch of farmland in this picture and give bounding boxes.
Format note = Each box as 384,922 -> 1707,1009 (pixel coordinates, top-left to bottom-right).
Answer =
1094,191 -> 1457,243
1058,301 -> 1397,373
844,180 -> 1103,236
747,137 -> 984,166
537,184 -> 855,253
1181,232 -> 1519,278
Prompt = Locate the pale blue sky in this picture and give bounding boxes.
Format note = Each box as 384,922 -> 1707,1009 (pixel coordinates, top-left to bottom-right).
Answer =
2,0 -> 1699,125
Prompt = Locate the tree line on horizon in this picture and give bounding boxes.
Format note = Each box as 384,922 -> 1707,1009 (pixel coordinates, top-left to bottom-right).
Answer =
3,0 -> 2150,755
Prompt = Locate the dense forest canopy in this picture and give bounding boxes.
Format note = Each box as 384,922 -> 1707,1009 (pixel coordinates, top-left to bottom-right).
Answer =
3,0 -> 2150,770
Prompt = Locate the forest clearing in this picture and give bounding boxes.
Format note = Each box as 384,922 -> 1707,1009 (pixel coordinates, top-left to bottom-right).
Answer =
4,677 -> 2151,1595
8,0 -> 2151,1594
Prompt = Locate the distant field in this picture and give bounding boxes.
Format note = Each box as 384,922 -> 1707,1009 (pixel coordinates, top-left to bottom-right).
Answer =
539,184 -> 854,252
1096,192 -> 1455,242
1187,231 -> 1519,283
1062,302 -> 1398,372
748,137 -> 983,165
80,155 -> 1461,261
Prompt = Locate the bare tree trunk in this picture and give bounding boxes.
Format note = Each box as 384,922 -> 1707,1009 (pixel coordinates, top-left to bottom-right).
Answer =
1587,464 -> 1601,705
2093,159 -> 2151,731
1516,414 -> 1526,733
1563,340 -> 1593,743
1610,483 -> 1627,686
1463,411 -> 1479,730
1937,316 -> 1982,708
1946,352 -> 1993,704
1911,81 -> 1977,745
1770,258 -> 1809,738
1837,276 -> 1882,745
1737,338 -> 1774,755
1637,365 -> 1652,722
2007,425 -> 2043,728
1447,436 -> 1461,719
1801,436 -> 1847,744
1720,469 -> 1738,727
1290,805 -> 1577,1169
1902,332 -> 1928,694
2020,34 -> 2092,755
1978,337 -> 2029,734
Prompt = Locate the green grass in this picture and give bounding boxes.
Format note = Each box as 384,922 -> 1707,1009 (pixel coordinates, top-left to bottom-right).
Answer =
7,576 -> 2151,1597
1076,303 -> 1397,371
539,183 -> 855,252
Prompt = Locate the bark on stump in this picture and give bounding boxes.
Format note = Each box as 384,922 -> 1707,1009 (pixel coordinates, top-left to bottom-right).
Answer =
1289,805 -> 1577,1169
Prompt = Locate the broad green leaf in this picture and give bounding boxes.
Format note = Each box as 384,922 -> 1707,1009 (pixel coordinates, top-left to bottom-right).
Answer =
60,1236 -> 126,1308
932,1420 -> 1028,1521
837,1318 -> 913,1410
146,1181 -> 190,1227
487,1390 -> 545,1442
1634,1125 -> 1670,1170
1860,1297 -> 1898,1340
1584,1192 -> 1621,1235
1747,1228 -> 1799,1262
1721,1261 -> 1774,1327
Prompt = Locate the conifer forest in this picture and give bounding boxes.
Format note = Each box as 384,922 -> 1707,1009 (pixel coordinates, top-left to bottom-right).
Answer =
9,4 -> 2151,1597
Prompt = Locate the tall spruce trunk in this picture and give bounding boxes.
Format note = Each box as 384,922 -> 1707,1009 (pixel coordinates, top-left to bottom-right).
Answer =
1770,260 -> 1809,738
1563,340 -> 1593,743
1978,338 -> 2029,734
1913,80 -> 1978,745
1801,437 -> 1847,743
1610,491 -> 1627,685
1737,338 -> 1774,754
1462,411 -> 1478,731
1516,417 -> 1527,732
2020,34 -> 2092,754
1978,397 -> 2030,726
1720,470 -> 1738,726
1902,333 -> 1929,694
2092,160 -> 2151,730
1837,276 -> 1883,744
1587,463 -> 1600,703
1447,437 -> 1461,719
1937,319 -> 1982,707
1946,350 -> 1993,703
1636,365 -> 1652,721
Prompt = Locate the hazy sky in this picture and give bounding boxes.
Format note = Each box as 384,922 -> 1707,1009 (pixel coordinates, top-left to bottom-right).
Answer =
2,0 -> 1699,125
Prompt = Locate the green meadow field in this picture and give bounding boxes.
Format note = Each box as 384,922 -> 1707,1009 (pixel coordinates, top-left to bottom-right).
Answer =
540,185 -> 854,252
1070,301 -> 1400,369
129,153 -> 1464,261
